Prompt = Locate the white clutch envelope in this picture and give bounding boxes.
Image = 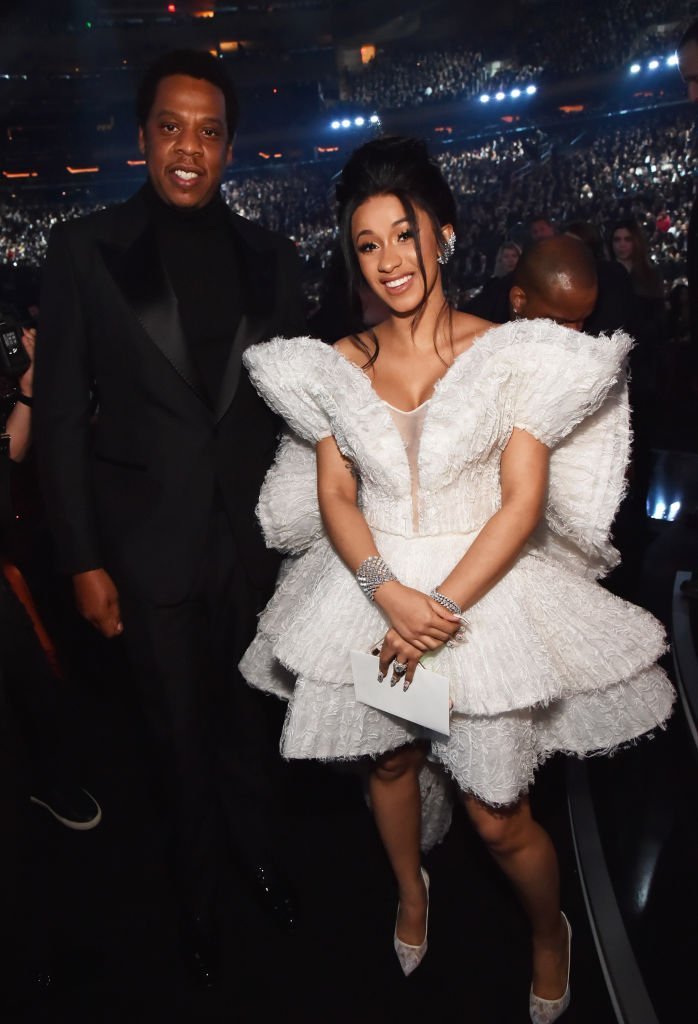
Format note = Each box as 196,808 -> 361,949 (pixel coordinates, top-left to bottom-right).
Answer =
350,651 -> 450,737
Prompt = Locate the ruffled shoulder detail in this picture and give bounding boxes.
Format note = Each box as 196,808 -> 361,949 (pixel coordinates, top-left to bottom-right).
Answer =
501,318 -> 631,447
500,320 -> 631,576
423,319 -> 631,576
497,319 -> 631,575
430,318 -> 630,448
257,432 -> 324,554
243,336 -> 337,443
538,377 -> 630,577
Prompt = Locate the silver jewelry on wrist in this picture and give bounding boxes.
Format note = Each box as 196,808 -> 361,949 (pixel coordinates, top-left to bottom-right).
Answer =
356,556 -> 397,601
429,589 -> 462,616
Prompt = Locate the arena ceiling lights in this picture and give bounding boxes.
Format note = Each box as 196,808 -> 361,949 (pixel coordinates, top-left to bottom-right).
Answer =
330,114 -> 381,131
479,84 -> 537,104
629,53 -> 679,74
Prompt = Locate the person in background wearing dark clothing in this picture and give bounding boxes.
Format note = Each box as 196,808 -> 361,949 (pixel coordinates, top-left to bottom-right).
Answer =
462,241 -> 520,323
609,219 -> 665,557
466,234 -> 593,329
610,218 -> 666,379
34,50 -> 306,987
0,327 -> 101,831
528,214 -> 556,244
1,323 -> 101,1012
493,240 -> 521,278
463,269 -> 513,322
508,235 -> 598,330
564,221 -> 634,336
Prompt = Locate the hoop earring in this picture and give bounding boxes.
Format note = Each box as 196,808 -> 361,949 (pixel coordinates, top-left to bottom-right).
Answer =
437,232 -> 456,266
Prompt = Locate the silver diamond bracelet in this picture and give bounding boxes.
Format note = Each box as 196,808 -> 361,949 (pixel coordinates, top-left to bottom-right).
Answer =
429,589 -> 463,616
356,556 -> 397,601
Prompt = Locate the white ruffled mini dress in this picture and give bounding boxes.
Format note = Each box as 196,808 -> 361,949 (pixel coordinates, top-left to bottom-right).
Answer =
240,321 -> 675,813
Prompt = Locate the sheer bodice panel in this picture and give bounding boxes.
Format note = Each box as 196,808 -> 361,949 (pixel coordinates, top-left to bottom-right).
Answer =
385,401 -> 429,532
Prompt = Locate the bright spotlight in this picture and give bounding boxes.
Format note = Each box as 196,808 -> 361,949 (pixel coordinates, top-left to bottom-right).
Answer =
330,120 -> 340,130
341,118 -> 351,128
354,116 -> 365,126
648,59 -> 660,70
479,94 -> 490,103
510,88 -> 521,98
667,53 -> 679,66
630,63 -> 641,74
525,84 -> 537,95
495,91 -> 506,101
668,501 -> 682,521
369,114 -> 380,124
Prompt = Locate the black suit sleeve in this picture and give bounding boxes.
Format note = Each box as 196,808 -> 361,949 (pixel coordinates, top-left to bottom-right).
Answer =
34,223 -> 103,575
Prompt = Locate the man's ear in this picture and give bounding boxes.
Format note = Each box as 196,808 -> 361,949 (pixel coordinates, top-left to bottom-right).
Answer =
509,284 -> 526,317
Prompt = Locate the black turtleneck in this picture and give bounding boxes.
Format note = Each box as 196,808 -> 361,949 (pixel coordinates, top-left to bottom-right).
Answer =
144,181 -> 241,407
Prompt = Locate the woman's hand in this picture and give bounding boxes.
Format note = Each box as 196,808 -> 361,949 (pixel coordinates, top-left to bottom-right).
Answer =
376,628 -> 425,688
374,581 -> 461,651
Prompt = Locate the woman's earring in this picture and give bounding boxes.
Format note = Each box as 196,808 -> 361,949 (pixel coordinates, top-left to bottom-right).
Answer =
437,232 -> 456,266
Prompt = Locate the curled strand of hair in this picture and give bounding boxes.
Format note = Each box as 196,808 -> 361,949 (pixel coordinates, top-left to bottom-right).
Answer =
350,328 -> 379,370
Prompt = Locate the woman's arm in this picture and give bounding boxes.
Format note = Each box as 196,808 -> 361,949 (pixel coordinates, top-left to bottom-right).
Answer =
316,435 -> 461,656
437,427 -> 550,610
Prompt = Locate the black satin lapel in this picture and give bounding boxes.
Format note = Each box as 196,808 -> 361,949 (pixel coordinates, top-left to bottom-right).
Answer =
100,226 -> 207,401
214,314 -> 270,422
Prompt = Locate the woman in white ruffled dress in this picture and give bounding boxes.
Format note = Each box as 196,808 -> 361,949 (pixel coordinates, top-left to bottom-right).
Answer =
240,137 -> 674,1022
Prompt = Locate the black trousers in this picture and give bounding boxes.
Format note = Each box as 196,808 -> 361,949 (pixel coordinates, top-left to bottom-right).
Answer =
117,501 -> 284,918
0,574 -> 71,975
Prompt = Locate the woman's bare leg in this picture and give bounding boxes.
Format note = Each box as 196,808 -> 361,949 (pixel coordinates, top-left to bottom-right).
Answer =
369,744 -> 427,945
462,794 -> 569,999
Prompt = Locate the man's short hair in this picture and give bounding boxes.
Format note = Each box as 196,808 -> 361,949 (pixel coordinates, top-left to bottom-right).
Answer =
679,17 -> 698,51
136,49 -> 239,139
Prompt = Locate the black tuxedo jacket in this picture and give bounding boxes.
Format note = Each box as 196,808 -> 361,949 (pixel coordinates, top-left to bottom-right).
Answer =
35,186 -> 306,604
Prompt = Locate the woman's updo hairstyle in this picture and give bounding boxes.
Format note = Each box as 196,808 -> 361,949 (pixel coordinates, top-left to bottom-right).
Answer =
335,136 -> 457,363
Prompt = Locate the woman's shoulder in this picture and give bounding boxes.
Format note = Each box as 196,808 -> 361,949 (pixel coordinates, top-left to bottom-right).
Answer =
333,333 -> 371,367
450,311 -> 498,356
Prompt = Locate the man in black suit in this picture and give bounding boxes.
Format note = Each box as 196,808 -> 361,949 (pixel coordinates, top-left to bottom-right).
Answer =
34,50 -> 305,981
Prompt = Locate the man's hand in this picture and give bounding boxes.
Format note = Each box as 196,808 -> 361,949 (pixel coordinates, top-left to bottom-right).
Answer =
73,568 -> 123,638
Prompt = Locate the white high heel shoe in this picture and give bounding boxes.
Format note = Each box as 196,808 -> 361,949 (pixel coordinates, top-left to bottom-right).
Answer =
529,912 -> 572,1023
393,867 -> 430,977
